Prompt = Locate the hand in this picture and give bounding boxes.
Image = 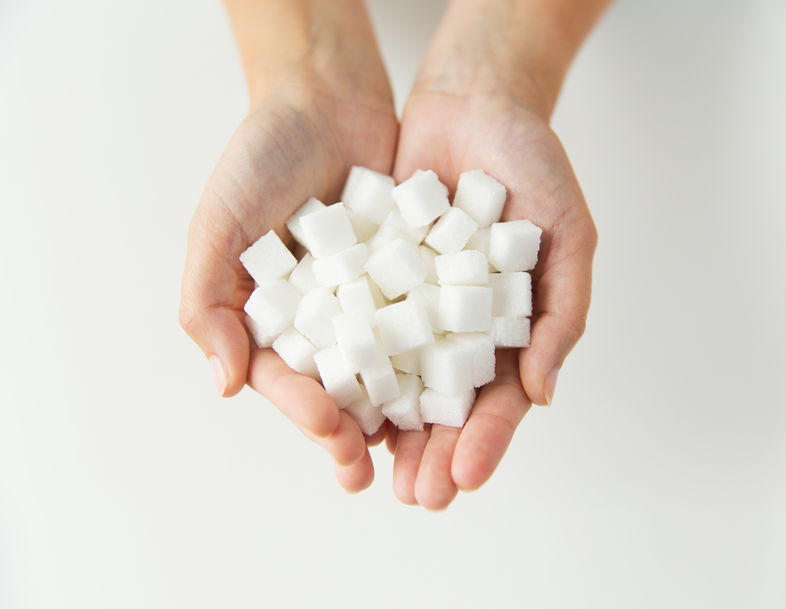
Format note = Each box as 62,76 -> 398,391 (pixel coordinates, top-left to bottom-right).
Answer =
179,72 -> 398,492
388,39 -> 598,510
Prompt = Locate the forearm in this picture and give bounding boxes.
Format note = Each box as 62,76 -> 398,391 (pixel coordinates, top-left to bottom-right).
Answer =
223,0 -> 390,107
415,0 -> 613,119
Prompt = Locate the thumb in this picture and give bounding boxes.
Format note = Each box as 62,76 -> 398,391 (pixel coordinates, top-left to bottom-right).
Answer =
179,198 -> 253,397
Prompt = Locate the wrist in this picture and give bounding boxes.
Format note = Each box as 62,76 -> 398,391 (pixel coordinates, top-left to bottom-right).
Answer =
224,0 -> 393,112
412,0 -> 611,120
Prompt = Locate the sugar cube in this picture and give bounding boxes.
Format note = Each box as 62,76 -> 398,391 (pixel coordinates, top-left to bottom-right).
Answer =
337,276 -> 379,327
435,250 -> 489,285
390,350 -> 420,375
345,391 -> 386,435
311,243 -> 368,286
406,284 -> 441,331
239,229 -> 297,284
245,315 -> 277,348
447,332 -> 495,387
382,373 -> 424,431
420,388 -> 476,428
375,300 -> 434,356
243,279 -> 301,339
360,358 -> 400,406
452,169 -> 507,227
419,245 -> 439,284
438,285 -> 492,332
465,226 -> 491,259
365,238 -> 427,299
288,253 -> 320,294
286,197 -> 326,248
489,316 -> 531,347
333,313 -> 379,373
425,207 -> 479,254
342,166 -> 395,224
293,287 -> 342,349
419,339 -> 476,395
392,170 -> 450,229
300,202 -> 357,258
488,220 -> 542,272
314,346 -> 364,409
272,328 -> 319,379
346,207 -> 377,242
489,272 -> 532,317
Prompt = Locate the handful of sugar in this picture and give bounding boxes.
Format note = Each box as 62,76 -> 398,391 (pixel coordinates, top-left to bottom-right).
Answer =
240,168 -> 542,434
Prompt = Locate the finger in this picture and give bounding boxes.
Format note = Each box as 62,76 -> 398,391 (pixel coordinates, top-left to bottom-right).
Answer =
365,421 -> 388,447
179,201 -> 254,397
385,424 -> 398,455
414,425 -> 461,511
334,448 -> 375,493
451,349 -> 531,491
392,429 -> 430,505
519,210 -> 597,405
248,348 -> 340,438
301,411 -> 366,466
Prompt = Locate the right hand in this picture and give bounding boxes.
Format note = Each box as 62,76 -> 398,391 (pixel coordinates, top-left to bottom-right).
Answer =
179,73 -> 398,492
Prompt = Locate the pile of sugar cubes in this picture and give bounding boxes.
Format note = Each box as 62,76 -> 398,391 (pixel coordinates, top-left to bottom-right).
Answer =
240,167 -> 541,434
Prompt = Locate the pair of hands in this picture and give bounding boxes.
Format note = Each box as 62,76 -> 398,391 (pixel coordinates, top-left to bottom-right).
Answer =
179,2 -> 597,510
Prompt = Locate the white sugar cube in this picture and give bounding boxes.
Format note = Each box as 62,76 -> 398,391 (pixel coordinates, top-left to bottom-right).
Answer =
420,388 -> 476,428
333,313 -> 379,373
314,346 -> 363,409
311,243 -> 368,286
406,283 -> 441,331
342,166 -> 395,224
337,276 -> 379,326
293,288 -> 342,349
286,197 -> 326,248
452,169 -> 507,227
488,220 -> 542,272
489,272 -> 532,317
435,250 -> 489,285
390,350 -> 420,375
447,332 -> 495,387
382,209 -> 431,245
239,229 -> 297,284
419,339 -> 475,395
360,357 -> 400,406
300,202 -> 357,258
375,300 -> 434,356
346,207 -> 377,242
425,207 -> 478,254
465,226 -> 491,258
288,253 -> 320,294
345,391 -> 386,436
245,315 -> 277,348
272,328 -> 319,379
419,246 -> 439,284
490,316 -> 531,347
382,373 -> 424,431
438,285 -> 492,332
243,279 -> 301,339
392,170 -> 450,229
365,238 -> 427,299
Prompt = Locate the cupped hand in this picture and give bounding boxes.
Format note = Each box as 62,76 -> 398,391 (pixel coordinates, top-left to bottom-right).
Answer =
389,85 -> 598,509
179,79 -> 398,492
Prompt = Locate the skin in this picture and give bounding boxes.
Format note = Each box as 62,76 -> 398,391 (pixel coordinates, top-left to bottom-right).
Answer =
179,0 -> 610,505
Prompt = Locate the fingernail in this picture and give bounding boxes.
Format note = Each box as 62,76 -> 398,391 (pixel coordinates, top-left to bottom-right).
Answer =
209,355 -> 227,396
544,367 -> 559,406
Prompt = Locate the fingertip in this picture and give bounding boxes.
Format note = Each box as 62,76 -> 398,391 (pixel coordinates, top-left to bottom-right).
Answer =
334,450 -> 375,493
329,413 -> 367,466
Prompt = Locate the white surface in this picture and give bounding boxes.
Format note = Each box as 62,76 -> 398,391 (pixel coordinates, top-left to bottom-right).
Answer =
1,0 -> 785,608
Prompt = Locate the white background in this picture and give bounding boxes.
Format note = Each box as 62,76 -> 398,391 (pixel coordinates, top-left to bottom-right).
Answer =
1,0 -> 785,607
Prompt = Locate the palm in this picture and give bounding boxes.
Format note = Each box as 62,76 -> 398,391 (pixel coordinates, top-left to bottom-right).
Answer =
389,91 -> 597,508
180,87 -> 398,491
